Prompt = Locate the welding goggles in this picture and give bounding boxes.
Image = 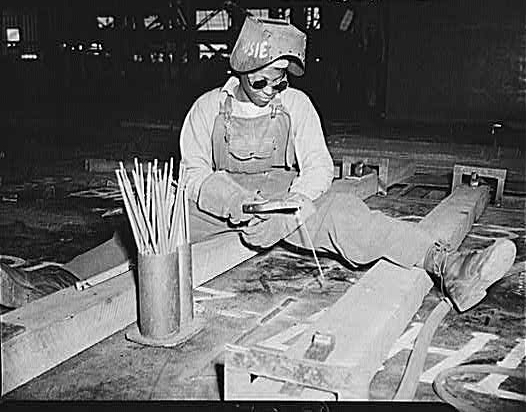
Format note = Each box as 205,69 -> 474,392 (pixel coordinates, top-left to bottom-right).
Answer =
248,76 -> 289,92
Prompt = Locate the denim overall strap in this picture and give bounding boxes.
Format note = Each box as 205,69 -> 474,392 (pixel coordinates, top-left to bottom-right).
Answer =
211,94 -> 295,174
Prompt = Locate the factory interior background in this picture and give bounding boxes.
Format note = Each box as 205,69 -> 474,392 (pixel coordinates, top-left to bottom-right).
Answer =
2,0 -> 524,156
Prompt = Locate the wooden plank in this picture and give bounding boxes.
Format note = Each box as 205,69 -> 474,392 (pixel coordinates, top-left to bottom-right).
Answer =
328,143 -> 525,185
418,186 -> 490,250
225,185 -> 491,400
0,176 -> 381,395
192,234 -> 258,288
382,159 -> 417,187
84,159 -> 134,173
120,120 -> 179,131
327,136 -> 498,162
64,232 -> 130,280
1,269 -> 136,396
0,232 -> 256,395
331,172 -> 378,198
341,155 -> 416,188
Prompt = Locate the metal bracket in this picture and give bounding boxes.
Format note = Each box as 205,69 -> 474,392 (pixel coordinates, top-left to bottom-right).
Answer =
452,164 -> 507,206
224,331 -> 352,400
224,329 -> 365,400
341,156 -> 416,196
342,158 -> 382,180
304,332 -> 336,361
340,158 -> 385,195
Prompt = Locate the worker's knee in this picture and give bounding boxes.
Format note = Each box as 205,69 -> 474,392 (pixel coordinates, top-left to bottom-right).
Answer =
321,191 -> 370,215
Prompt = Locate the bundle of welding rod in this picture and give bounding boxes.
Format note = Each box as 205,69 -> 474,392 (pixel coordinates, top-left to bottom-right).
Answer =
115,158 -> 189,254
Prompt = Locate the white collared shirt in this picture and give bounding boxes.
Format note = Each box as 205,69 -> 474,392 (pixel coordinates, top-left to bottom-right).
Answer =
180,76 -> 334,202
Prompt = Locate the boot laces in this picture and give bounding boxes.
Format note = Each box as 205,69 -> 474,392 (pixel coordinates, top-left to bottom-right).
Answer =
431,240 -> 452,297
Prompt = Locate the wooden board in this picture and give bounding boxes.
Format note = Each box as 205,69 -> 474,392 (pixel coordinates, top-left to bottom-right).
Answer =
340,156 -> 416,188
1,232 -> 257,395
331,172 -> 378,198
84,159 -> 134,174
64,232 -> 130,280
225,185 -> 491,400
326,136 -> 525,183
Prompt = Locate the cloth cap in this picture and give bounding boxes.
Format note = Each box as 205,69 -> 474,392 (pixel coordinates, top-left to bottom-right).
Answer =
230,16 -> 306,76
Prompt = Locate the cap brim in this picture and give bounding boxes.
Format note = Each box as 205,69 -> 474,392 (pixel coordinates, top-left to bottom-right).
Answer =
268,59 -> 289,69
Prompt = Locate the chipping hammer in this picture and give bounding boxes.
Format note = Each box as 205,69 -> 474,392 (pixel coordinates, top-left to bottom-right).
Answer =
242,199 -> 325,288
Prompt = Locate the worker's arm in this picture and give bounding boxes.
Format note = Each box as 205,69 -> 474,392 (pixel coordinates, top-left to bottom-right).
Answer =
283,89 -> 334,201
179,90 -> 217,203
180,89 -> 261,222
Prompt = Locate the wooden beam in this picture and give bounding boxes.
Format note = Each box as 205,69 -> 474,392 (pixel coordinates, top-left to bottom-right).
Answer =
225,185 -> 491,400
327,137 -> 524,182
64,232 -> 130,280
84,159 -> 134,174
1,178 -> 380,395
341,156 -> 416,188
120,121 -> 178,131
331,171 -> 378,198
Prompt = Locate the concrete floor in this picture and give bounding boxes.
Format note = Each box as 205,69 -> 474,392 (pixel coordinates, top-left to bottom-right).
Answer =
0,121 -> 524,409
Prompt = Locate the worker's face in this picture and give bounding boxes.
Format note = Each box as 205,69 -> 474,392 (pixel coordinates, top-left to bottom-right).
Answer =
238,66 -> 288,107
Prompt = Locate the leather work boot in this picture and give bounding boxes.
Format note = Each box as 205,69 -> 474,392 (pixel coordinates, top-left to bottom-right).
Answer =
424,238 -> 516,312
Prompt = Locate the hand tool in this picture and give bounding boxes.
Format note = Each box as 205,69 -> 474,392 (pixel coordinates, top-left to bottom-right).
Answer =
242,199 -> 301,214
243,199 -> 325,287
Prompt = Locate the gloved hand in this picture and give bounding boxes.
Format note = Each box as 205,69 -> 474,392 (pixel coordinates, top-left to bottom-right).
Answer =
198,171 -> 263,224
242,192 -> 316,248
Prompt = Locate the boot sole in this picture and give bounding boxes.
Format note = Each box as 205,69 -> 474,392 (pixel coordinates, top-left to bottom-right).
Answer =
456,238 -> 517,312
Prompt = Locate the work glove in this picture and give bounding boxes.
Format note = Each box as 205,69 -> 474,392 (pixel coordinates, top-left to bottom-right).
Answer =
242,193 -> 316,248
198,171 -> 262,224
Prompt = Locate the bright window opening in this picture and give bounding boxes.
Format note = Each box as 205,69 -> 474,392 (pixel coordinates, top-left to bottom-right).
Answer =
340,9 -> 355,31
195,10 -> 230,31
89,42 -> 103,51
150,52 -> 164,63
277,8 -> 291,23
97,16 -> 115,29
305,7 -> 321,30
247,9 -> 269,19
144,15 -> 163,30
21,53 -> 38,60
199,43 -> 228,59
6,28 -> 20,42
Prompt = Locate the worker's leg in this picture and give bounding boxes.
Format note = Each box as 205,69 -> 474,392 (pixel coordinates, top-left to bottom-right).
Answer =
284,190 -> 434,268
283,189 -> 516,312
